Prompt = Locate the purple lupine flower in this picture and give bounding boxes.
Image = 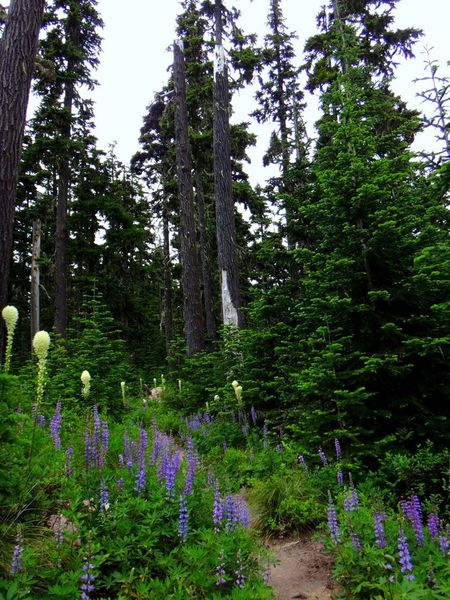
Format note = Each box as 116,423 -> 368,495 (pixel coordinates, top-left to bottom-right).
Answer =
335,438 -> 342,461
163,452 -> 178,498
53,515 -> 64,545
242,423 -> 249,437
134,427 -> 148,494
65,446 -> 74,477
427,513 -> 440,539
99,421 -> 109,467
38,414 -> 46,428
10,533 -> 23,575
373,511 -> 387,549
157,445 -> 168,481
207,469 -> 215,487
318,447 -> 328,466
234,550 -> 245,589
224,494 -> 240,531
99,481 -> 109,512
398,529 -> 415,580
178,495 -> 188,542
130,441 -> 138,464
327,492 -> 340,543
402,495 -> 424,547
124,431 -> 133,471
298,455 -> 308,472
439,534 -> 449,556
344,478 -> 359,512
263,422 -> 269,448
401,497 -> 413,521
117,477 -> 124,493
409,495 -> 425,547
80,557 -> 95,600
235,496 -> 250,528
222,440 -> 227,451
118,454 -> 124,467
215,550 -> 226,586
92,406 -> 101,465
250,405 -> 257,425
276,443 -> 283,453
49,401 -> 62,449
184,438 -> 197,496
337,469 -> 344,485
350,530 -> 362,552
84,430 -> 92,469
213,487 -> 224,531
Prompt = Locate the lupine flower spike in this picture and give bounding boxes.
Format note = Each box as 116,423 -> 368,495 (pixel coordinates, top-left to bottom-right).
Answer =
2,305 -> 18,373
10,531 -> 24,575
397,528 -> 415,581
327,491 -> 340,543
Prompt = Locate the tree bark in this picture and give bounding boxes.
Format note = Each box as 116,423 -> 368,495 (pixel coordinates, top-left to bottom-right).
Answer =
195,173 -> 217,344
54,11 -> 79,338
173,39 -> 205,355
0,0 -> 46,357
213,1 -> 244,328
162,203 -> 173,354
30,218 -> 41,340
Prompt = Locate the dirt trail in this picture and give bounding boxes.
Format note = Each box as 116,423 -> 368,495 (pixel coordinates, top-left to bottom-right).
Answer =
267,533 -> 335,600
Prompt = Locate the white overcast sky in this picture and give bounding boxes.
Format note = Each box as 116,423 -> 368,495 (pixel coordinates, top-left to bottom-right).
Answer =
91,0 -> 449,185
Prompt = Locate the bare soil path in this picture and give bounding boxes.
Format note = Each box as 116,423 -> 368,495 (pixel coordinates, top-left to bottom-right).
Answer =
267,533 -> 336,600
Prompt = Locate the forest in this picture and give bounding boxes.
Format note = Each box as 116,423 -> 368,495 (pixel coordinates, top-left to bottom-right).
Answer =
0,0 -> 449,598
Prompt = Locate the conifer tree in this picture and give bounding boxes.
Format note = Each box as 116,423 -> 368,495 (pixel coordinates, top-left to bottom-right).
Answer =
31,0 -> 103,337
253,0 -> 305,249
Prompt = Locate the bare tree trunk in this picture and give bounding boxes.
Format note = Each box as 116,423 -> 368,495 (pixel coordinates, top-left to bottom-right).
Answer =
0,0 -> 45,357
30,218 -> 41,339
162,203 -> 173,354
54,14 -> 79,338
173,39 -> 205,355
195,173 -> 217,344
213,1 -> 244,328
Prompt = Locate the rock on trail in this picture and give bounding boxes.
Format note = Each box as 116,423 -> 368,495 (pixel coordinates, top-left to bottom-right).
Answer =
267,533 -> 335,600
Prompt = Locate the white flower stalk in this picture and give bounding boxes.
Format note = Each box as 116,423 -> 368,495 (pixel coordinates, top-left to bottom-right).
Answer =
32,330 -> 51,409
2,305 -> 18,373
161,374 -> 166,389
81,370 -> 91,401
232,380 -> 243,405
121,381 -> 126,405
178,379 -> 182,393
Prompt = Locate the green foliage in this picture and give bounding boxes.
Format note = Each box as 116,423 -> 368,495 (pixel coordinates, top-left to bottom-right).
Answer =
327,485 -> 450,599
46,290 -> 132,414
249,468 -> 325,535
371,442 -> 450,514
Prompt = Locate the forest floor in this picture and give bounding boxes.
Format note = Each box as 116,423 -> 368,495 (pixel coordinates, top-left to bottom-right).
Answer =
267,533 -> 336,600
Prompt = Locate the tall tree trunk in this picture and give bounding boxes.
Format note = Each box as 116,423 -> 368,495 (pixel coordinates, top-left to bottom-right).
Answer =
213,0 -> 244,328
173,38 -> 205,355
0,0 -> 45,357
54,13 -> 79,337
30,218 -> 41,340
195,173 -> 217,344
162,203 -> 173,354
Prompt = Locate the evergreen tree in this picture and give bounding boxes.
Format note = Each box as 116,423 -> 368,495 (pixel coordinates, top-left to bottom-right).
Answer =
30,0 -> 103,337
252,0 -> 306,249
